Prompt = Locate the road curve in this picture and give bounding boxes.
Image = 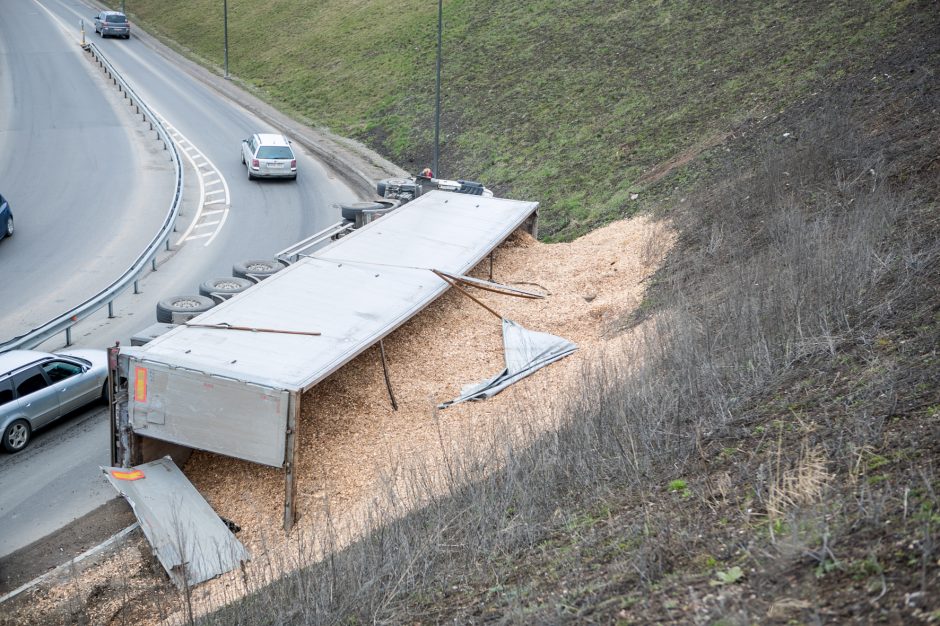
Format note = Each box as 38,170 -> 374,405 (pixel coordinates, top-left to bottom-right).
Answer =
0,0 -> 173,343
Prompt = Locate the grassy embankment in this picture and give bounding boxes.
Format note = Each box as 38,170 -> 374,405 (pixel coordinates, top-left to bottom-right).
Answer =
120,0 -> 903,240
93,1 -> 940,623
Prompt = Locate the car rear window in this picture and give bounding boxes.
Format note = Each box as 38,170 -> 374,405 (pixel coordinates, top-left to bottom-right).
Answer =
16,371 -> 48,396
0,380 -> 13,407
257,146 -> 293,160
106,14 -> 127,23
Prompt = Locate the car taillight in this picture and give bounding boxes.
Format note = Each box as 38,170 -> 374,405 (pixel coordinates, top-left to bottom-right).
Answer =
252,159 -> 259,168
290,159 -> 296,169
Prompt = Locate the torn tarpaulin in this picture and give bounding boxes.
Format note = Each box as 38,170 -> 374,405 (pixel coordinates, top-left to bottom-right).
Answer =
439,318 -> 577,408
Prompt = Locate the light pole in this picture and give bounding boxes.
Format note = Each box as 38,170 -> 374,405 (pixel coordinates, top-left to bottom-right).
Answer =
121,0 -> 125,14
223,0 -> 230,78
433,0 -> 442,178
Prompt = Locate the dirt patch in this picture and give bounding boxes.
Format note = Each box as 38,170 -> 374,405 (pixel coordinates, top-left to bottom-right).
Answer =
0,498 -> 135,596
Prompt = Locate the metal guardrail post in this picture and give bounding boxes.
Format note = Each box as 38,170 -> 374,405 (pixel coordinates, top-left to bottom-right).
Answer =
0,43 -> 183,353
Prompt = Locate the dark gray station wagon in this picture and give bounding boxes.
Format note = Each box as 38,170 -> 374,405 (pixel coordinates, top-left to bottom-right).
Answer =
94,11 -> 131,38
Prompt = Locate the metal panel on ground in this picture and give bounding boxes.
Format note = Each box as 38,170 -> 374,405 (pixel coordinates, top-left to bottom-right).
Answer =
102,457 -> 250,588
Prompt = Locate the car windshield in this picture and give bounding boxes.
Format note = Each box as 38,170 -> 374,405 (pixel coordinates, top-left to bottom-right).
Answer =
257,146 -> 293,160
106,14 -> 127,23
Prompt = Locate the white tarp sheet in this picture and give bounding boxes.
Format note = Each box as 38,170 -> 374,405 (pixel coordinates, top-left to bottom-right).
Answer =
101,457 -> 250,587
440,318 -> 577,407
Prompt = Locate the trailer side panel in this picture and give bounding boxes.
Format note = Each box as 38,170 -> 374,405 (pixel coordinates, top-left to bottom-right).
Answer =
128,358 -> 289,467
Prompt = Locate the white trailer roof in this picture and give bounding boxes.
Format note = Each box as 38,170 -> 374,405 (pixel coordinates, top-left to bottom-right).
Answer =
124,191 -> 538,392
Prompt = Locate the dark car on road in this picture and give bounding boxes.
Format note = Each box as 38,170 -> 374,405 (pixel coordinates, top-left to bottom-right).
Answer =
94,11 -> 131,39
0,349 -> 110,453
0,193 -> 12,242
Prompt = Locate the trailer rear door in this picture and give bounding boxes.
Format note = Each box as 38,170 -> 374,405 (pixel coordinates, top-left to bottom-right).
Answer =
128,359 -> 289,467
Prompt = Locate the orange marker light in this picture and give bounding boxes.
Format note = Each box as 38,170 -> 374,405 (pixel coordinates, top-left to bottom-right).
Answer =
111,469 -> 145,481
134,367 -> 147,403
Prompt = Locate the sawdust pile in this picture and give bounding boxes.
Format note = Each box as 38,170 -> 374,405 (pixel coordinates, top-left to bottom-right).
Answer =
9,215 -> 673,625
186,215 -> 672,553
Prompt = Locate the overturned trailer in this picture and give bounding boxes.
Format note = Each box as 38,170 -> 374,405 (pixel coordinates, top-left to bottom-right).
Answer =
110,190 -> 539,533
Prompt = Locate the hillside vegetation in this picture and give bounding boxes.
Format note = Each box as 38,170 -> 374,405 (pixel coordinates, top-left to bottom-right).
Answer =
100,1 -> 940,624
121,0 -> 908,240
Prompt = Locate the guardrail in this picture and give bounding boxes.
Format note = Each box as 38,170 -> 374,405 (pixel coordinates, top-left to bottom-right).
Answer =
275,221 -> 355,264
0,42 -> 184,353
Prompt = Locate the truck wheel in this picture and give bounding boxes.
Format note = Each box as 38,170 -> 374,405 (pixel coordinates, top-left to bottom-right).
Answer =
3,419 -> 31,453
199,277 -> 253,298
340,201 -> 386,222
156,295 -> 216,323
376,178 -> 416,200
232,259 -> 285,280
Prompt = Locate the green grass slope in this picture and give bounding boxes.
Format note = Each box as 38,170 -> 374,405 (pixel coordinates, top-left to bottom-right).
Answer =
119,0 -> 907,240
85,1 -> 938,624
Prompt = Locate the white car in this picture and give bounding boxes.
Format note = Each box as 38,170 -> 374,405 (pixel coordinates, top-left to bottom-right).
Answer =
240,133 -> 297,180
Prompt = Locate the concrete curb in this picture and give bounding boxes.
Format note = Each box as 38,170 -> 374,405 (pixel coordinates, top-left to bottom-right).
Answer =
0,523 -> 139,605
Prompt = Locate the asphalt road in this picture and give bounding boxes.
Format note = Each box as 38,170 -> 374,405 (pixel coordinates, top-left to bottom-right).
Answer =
0,0 -> 172,342
0,0 -> 359,559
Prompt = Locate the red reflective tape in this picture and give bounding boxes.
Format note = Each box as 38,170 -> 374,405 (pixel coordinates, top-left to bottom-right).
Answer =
134,366 -> 147,403
111,469 -> 145,481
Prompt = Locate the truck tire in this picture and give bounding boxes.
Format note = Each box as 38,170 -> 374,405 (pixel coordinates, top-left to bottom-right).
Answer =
340,201 -> 385,221
156,295 -> 216,323
376,178 -> 416,200
199,277 -> 253,298
232,259 -> 285,280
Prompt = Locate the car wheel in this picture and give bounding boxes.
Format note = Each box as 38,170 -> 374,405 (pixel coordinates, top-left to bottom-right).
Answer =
3,215 -> 12,238
247,169 -> 254,180
100,381 -> 110,404
155,295 -> 216,323
199,277 -> 253,298
3,419 -> 31,453
232,259 -> 285,280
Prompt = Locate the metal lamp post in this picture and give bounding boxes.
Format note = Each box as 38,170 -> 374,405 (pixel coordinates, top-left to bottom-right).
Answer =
433,0 -> 442,178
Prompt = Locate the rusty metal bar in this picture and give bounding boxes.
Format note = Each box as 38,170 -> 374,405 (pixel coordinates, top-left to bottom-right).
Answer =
431,269 -> 544,299
378,340 -> 398,411
432,270 -> 503,320
185,322 -> 321,337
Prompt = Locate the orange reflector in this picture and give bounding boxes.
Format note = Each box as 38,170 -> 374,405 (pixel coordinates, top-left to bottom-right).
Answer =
134,366 -> 147,403
111,469 -> 145,481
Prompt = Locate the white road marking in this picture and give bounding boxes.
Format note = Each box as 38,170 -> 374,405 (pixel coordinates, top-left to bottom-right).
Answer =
159,116 -> 231,248
35,0 -> 233,250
